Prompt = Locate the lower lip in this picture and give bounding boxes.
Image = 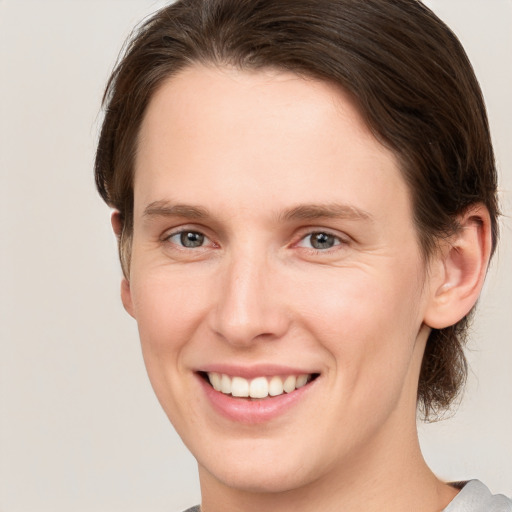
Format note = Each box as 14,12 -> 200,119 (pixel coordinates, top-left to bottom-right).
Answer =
198,375 -> 316,424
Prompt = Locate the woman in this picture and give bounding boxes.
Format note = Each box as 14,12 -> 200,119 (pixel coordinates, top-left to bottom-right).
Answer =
95,1 -> 511,510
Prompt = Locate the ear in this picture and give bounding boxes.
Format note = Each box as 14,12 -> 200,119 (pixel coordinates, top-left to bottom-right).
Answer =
111,210 -> 123,239
120,277 -> 135,318
111,210 -> 135,318
423,204 -> 493,329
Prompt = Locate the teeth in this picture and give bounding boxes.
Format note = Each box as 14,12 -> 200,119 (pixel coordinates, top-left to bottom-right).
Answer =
221,374 -> 231,394
296,374 -> 308,388
249,377 -> 269,398
283,375 -> 296,393
231,376 -> 249,397
206,372 -> 312,398
209,372 -> 222,391
268,376 -> 284,396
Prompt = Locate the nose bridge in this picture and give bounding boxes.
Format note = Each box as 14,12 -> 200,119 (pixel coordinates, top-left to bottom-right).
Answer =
211,243 -> 287,346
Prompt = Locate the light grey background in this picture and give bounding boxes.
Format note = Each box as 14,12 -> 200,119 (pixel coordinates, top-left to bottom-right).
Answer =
0,1 -> 510,511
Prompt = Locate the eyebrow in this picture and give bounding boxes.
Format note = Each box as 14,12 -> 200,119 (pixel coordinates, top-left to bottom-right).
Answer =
143,200 -> 209,219
278,203 -> 373,223
142,200 -> 373,223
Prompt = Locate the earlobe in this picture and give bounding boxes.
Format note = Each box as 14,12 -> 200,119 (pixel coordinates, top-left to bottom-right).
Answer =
121,278 -> 135,318
111,210 -> 123,239
424,204 -> 492,330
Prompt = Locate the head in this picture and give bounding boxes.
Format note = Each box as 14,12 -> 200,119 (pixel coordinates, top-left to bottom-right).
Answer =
95,1 -> 499,498
96,0 -> 498,423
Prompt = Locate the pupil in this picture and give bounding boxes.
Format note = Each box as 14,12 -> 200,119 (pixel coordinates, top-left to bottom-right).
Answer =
181,231 -> 204,248
311,232 -> 334,249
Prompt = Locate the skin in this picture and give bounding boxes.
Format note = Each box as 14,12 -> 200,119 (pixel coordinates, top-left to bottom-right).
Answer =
117,65 -> 491,512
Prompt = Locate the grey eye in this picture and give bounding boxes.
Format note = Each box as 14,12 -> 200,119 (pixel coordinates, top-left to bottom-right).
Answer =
310,232 -> 335,249
296,231 -> 342,251
305,232 -> 340,250
173,231 -> 205,248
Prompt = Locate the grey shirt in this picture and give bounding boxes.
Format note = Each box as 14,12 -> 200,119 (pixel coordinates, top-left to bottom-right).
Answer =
443,480 -> 512,512
183,480 -> 512,512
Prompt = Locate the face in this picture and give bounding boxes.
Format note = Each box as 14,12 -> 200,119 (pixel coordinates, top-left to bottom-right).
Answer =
124,66 -> 436,495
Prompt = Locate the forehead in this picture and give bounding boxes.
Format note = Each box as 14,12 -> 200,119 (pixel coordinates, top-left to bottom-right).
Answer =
137,65 -> 381,167
134,65 -> 412,228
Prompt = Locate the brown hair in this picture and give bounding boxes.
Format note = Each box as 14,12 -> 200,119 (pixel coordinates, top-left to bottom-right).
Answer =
95,0 -> 499,420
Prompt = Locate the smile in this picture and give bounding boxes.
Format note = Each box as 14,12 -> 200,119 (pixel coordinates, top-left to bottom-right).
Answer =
198,369 -> 320,423
205,372 -> 316,399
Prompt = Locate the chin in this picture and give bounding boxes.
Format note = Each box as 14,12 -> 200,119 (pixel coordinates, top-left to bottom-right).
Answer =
194,436 -> 330,495
202,459 -> 314,494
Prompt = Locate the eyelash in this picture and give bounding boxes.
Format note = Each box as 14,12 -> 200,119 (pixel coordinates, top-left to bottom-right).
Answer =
162,228 -> 347,254
295,231 -> 345,251
163,229 -> 215,250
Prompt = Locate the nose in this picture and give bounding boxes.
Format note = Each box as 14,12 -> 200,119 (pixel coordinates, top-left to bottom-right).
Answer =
208,250 -> 290,347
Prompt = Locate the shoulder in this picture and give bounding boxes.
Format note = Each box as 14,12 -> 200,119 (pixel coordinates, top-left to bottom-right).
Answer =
444,480 -> 512,512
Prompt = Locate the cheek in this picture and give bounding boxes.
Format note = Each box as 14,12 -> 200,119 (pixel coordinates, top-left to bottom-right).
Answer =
128,269 -> 214,426
297,263 -> 425,392
300,264 -> 422,337
130,268 -> 211,357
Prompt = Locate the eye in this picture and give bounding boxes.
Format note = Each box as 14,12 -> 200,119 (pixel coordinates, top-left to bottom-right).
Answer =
167,230 -> 209,248
297,231 -> 342,250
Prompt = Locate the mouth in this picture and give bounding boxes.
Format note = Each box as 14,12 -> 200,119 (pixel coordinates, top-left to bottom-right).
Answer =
199,371 -> 320,399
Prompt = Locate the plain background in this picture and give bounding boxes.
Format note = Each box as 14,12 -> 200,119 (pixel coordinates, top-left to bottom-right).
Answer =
0,1 -> 510,511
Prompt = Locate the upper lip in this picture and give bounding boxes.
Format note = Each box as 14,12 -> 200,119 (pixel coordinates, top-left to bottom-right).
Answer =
197,364 -> 319,379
